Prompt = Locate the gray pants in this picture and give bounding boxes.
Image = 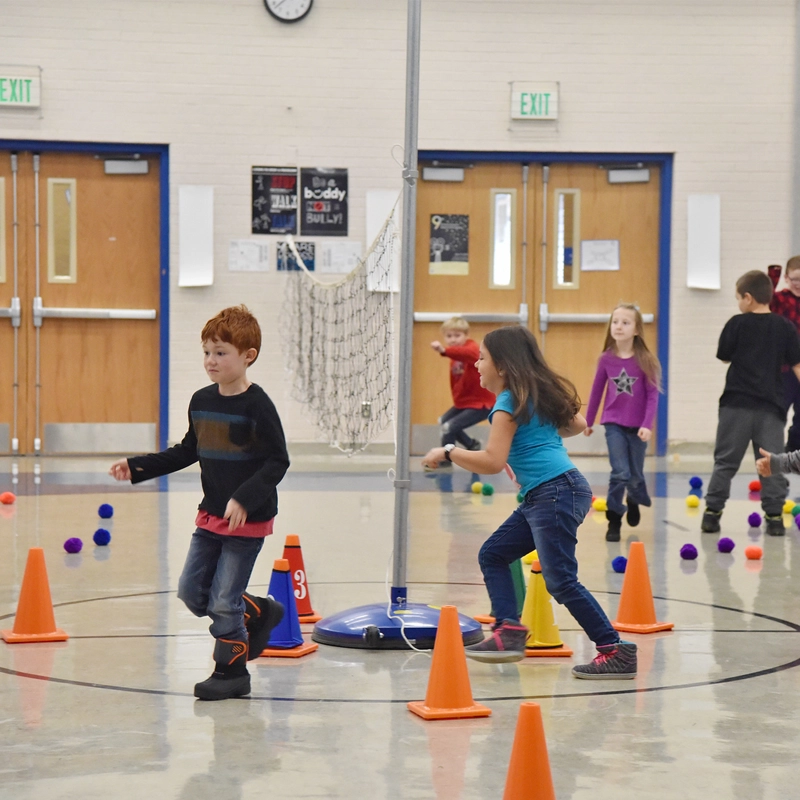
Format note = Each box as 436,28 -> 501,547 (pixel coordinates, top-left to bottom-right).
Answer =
706,405 -> 788,516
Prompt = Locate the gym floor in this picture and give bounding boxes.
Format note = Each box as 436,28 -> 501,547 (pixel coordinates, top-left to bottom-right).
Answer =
1,452 -> 798,799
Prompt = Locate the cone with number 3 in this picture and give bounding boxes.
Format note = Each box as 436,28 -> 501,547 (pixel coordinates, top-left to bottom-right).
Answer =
282,534 -> 321,623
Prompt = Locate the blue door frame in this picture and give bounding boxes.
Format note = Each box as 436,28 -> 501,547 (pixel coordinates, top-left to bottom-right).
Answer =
0,138 -> 170,450
419,150 -> 673,457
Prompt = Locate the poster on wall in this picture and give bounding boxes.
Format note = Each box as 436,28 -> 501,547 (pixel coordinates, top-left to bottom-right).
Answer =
251,166 -> 298,234
300,168 -> 348,236
429,214 -> 469,275
229,240 -> 270,272
277,240 -> 315,271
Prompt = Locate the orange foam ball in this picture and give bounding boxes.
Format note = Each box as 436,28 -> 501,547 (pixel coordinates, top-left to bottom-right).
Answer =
744,545 -> 763,560
0,491 -> 16,505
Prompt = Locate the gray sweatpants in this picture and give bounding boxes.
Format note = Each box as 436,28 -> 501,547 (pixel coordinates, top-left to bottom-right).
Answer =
705,405 -> 788,516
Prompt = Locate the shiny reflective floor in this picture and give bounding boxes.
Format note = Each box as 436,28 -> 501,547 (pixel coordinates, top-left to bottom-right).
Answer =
2,453 -> 800,799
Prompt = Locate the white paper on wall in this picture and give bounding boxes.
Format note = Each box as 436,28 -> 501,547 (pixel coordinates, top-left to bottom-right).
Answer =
228,240 -> 270,272
319,241 -> 363,274
178,185 -> 214,287
687,194 -> 721,290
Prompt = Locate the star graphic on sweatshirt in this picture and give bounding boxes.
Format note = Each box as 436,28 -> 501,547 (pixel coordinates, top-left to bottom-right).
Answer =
611,368 -> 637,396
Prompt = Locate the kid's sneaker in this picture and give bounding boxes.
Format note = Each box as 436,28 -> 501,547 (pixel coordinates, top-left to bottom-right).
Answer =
572,641 -> 637,680
626,500 -> 640,527
605,510 -> 622,542
701,509 -> 722,533
465,620 -> 528,663
765,515 -> 785,536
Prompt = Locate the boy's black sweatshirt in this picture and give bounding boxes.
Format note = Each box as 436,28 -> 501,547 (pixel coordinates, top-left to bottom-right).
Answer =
128,384 -> 289,521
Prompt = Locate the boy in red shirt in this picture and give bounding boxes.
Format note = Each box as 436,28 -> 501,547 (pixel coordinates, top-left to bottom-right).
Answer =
430,317 -> 495,464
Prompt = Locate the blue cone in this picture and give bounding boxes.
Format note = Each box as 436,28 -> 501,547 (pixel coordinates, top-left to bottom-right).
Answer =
266,560 -> 304,648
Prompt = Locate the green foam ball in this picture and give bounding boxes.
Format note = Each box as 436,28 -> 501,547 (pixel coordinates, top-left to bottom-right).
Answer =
481,483 -> 494,496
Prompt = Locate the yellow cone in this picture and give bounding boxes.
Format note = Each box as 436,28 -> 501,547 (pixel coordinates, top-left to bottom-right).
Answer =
520,553 -> 573,657
521,550 -> 536,564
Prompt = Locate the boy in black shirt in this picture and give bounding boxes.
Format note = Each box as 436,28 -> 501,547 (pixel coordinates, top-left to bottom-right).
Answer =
702,271 -> 800,536
109,305 -> 290,699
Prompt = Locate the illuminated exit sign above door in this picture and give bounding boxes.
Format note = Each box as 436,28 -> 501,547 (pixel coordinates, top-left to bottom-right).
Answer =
511,82 -> 559,120
0,67 -> 41,108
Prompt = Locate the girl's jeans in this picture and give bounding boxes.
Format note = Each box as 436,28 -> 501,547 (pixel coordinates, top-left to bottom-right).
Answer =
604,423 -> 651,516
178,528 -> 264,641
478,469 -> 618,647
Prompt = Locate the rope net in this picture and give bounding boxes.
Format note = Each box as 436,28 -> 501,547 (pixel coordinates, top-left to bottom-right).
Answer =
280,206 -> 399,453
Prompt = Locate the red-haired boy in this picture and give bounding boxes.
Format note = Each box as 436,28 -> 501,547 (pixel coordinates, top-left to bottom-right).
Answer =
110,305 -> 289,700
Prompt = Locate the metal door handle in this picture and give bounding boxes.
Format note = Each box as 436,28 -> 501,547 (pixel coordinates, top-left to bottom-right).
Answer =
539,303 -> 653,332
414,304 -> 529,324
0,297 -> 21,327
32,297 -> 156,327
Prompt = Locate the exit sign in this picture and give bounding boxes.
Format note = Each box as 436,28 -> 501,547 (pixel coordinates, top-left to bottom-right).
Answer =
511,82 -> 559,120
0,70 -> 41,108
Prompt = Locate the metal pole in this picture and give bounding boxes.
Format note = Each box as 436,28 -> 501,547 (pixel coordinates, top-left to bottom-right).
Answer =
390,0 -> 421,605
539,164 -> 549,353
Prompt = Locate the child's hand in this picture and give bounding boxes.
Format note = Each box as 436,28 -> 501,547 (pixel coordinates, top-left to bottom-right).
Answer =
638,427 -> 652,442
422,446 -> 446,469
108,459 -> 131,481
430,340 -> 445,354
224,498 -> 248,530
756,447 -> 773,477
583,427 -> 593,437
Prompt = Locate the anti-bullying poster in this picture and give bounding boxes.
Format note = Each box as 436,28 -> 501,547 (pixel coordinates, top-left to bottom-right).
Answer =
251,166 -> 298,234
300,168 -> 348,236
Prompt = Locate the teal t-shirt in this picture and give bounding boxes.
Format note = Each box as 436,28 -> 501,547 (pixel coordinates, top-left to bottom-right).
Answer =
489,389 -> 576,496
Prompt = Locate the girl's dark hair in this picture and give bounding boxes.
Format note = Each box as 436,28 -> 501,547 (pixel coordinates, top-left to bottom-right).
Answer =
483,326 -> 580,428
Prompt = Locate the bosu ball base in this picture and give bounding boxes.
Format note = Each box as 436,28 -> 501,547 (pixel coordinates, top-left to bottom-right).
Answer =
311,602 -> 485,650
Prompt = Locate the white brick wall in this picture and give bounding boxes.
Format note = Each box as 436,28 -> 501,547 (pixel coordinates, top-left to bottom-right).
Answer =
1,0 -> 795,446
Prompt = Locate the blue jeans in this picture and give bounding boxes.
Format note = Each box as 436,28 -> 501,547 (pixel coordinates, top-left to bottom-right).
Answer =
477,469 -> 619,647
604,423 -> 651,516
439,406 -> 490,447
177,528 -> 264,641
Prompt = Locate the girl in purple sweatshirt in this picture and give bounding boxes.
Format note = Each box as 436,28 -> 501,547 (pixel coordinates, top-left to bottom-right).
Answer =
584,304 -> 662,541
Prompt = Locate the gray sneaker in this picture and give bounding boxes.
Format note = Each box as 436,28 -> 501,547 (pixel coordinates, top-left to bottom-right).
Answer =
465,620 -> 528,663
572,641 -> 637,680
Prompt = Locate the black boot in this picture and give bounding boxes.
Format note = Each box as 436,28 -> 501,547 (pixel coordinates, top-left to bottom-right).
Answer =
243,592 -> 285,660
626,501 -> 640,527
194,637 -> 251,701
606,510 -> 622,542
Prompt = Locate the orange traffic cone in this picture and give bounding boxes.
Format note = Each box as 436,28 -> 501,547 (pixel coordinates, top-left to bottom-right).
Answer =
408,605 -> 491,720
521,555 -> 573,657
613,541 -> 674,634
1,548 -> 68,643
503,702 -> 556,800
281,534 -> 321,623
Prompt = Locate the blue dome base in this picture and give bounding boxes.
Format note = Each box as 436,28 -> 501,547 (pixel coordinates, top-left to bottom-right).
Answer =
311,602 -> 485,650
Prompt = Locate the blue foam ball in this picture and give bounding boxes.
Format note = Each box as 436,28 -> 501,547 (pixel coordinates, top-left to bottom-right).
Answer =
63,537 -> 83,554
689,476 -> 703,489
611,556 -> 627,573
93,528 -> 111,546
718,537 -> 735,553
680,543 -> 698,560
98,503 -> 114,519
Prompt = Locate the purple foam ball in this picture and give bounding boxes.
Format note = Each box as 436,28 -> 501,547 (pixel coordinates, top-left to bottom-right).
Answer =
689,476 -> 703,489
747,512 -> 762,528
63,537 -> 83,554
611,556 -> 627,573
93,528 -> 111,546
98,503 -> 114,519
795,514 -> 800,529
680,543 -> 698,560
717,537 -> 735,553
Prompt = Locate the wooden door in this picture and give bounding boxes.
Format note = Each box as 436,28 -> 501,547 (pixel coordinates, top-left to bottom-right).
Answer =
0,150 -> 160,454
412,158 -> 661,452
412,163 -> 534,430
538,164 -> 660,442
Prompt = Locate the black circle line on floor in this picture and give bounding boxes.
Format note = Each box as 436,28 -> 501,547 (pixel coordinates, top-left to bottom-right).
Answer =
2,590 -> 800,702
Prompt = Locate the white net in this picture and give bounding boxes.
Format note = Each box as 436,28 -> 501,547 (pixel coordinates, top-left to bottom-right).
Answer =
280,206 -> 399,453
